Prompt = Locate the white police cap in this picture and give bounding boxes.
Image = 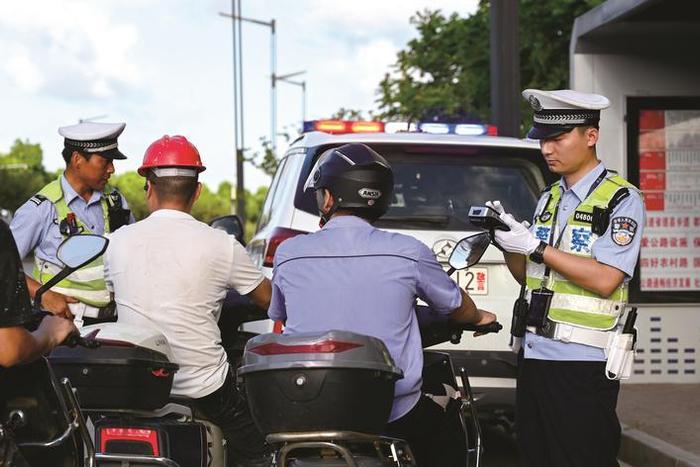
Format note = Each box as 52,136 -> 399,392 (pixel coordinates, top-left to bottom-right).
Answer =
58,122 -> 127,160
522,89 -> 610,140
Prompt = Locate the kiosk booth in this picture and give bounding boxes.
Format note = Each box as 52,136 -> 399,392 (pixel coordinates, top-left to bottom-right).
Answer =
571,0 -> 700,382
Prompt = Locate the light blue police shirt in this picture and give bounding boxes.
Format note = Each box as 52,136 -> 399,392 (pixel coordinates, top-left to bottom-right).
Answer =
524,162 -> 646,361
10,174 -> 133,264
269,215 -> 463,422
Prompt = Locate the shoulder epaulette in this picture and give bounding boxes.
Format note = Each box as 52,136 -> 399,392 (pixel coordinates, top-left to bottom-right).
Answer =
29,194 -> 47,206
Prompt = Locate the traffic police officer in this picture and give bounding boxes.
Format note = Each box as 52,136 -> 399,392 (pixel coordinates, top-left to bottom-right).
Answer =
489,89 -> 646,467
269,143 -> 497,467
10,122 -> 134,324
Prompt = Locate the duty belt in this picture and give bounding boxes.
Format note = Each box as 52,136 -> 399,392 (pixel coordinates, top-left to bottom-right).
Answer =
527,320 -> 613,349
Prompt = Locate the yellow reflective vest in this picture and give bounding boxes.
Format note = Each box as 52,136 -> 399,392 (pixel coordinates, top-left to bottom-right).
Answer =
525,174 -> 641,331
31,177 -> 111,307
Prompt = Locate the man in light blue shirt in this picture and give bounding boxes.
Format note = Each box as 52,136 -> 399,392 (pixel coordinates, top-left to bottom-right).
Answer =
11,122 -> 133,321
269,143 -> 496,467
490,89 -> 646,467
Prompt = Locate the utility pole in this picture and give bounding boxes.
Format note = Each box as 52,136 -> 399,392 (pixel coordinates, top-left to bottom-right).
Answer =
490,0 -> 520,137
221,0 -> 247,222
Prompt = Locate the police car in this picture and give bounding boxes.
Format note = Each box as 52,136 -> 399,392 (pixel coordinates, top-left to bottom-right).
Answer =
246,119 -> 556,420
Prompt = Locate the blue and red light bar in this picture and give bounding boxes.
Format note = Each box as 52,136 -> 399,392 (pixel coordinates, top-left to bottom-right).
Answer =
303,120 -> 497,136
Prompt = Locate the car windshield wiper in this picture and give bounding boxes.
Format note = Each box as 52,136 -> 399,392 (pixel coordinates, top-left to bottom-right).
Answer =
379,215 -> 451,226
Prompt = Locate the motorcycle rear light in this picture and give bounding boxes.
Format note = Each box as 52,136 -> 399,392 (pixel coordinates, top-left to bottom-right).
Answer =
99,427 -> 160,456
249,339 -> 362,355
263,227 -> 306,267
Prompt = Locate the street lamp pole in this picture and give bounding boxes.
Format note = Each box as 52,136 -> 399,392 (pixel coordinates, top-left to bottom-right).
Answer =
219,11 -> 276,152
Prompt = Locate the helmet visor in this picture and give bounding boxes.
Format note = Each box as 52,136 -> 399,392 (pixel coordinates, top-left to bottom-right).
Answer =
303,149 -> 334,192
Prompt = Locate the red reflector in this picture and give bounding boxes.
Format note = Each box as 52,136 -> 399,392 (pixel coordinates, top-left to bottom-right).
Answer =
263,227 -> 306,267
100,427 -> 160,456
350,121 -> 384,133
151,368 -> 171,378
249,340 -> 362,355
314,120 -> 347,134
486,125 -> 498,136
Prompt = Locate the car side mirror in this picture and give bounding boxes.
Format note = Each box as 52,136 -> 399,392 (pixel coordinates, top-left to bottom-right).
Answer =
210,215 -> 246,246
446,232 -> 491,275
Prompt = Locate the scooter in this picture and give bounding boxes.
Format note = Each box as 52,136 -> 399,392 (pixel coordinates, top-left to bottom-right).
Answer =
0,233 -> 108,467
238,231 -> 499,467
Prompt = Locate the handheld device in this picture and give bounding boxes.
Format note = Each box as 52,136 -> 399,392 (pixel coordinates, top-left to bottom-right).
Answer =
468,205 -> 510,231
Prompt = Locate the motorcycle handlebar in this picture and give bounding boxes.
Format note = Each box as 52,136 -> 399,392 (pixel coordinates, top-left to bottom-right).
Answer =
457,321 -> 503,334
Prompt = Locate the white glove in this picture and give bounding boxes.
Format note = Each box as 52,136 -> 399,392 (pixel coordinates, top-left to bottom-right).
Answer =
493,220 -> 540,255
485,200 -> 521,230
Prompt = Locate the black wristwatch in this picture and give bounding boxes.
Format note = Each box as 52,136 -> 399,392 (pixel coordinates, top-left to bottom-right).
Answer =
529,241 -> 547,264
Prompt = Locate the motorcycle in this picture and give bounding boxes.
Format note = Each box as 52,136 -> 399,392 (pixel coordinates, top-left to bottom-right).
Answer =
238,231 -> 500,467
0,234 -> 108,467
4,230 -> 497,467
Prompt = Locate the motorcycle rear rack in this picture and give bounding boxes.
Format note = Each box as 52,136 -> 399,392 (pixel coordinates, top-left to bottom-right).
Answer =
267,431 -> 415,467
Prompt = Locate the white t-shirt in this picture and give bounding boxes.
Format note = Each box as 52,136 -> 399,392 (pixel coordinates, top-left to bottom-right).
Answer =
103,209 -> 264,398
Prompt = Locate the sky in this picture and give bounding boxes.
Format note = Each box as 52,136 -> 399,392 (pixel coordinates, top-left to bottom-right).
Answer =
0,0 -> 478,191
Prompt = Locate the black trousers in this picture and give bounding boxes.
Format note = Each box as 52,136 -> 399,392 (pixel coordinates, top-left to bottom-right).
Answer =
385,395 -> 466,467
190,370 -> 270,467
516,354 -> 621,467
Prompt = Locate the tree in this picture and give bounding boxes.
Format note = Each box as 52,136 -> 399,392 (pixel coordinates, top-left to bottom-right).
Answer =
0,140 -> 53,211
376,0 -> 605,132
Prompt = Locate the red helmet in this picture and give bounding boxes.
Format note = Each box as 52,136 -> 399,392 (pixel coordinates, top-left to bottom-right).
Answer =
138,135 -> 206,176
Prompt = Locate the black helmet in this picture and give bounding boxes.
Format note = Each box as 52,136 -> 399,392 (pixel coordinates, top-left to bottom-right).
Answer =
304,143 -> 393,224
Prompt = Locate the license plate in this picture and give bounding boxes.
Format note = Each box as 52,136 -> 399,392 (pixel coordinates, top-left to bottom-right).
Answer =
456,267 -> 488,295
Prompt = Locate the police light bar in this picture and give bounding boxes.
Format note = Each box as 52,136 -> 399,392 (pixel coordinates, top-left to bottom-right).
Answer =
303,119 -> 497,136
303,120 -> 385,135
418,122 -> 498,136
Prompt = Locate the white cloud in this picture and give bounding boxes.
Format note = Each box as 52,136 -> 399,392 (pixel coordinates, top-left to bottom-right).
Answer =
0,0 -> 481,191
0,1 -> 140,100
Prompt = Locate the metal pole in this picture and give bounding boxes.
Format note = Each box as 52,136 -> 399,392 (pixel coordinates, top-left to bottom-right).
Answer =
235,0 -> 246,223
271,19 -> 277,154
230,0 -> 239,215
489,0 -> 520,137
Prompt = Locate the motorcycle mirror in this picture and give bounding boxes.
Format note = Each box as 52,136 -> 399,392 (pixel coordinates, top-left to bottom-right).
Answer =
446,232 -> 491,275
34,235 -> 109,311
210,215 -> 245,246
57,234 -> 109,269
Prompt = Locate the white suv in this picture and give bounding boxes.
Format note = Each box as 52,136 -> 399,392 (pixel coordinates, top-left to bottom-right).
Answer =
247,128 -> 554,419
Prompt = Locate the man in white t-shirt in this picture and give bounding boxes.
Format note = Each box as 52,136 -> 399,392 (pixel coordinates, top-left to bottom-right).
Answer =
103,135 -> 272,466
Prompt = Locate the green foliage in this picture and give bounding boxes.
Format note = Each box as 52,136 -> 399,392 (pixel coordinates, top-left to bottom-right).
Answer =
0,139 -> 53,211
247,138 -> 280,177
376,0 -> 605,132
330,108 -> 375,120
191,182 -> 230,222
243,186 -> 268,241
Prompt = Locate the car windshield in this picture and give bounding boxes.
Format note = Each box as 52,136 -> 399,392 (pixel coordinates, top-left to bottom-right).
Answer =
295,144 -> 547,231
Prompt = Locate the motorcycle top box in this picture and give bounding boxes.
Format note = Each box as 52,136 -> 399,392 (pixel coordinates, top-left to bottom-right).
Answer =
48,322 -> 179,410
239,330 -> 403,435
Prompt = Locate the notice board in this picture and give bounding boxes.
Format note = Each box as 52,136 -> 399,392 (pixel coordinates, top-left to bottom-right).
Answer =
627,97 -> 700,303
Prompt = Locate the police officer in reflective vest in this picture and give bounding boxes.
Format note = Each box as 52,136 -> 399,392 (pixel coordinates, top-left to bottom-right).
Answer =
488,89 -> 646,467
10,122 -> 134,325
